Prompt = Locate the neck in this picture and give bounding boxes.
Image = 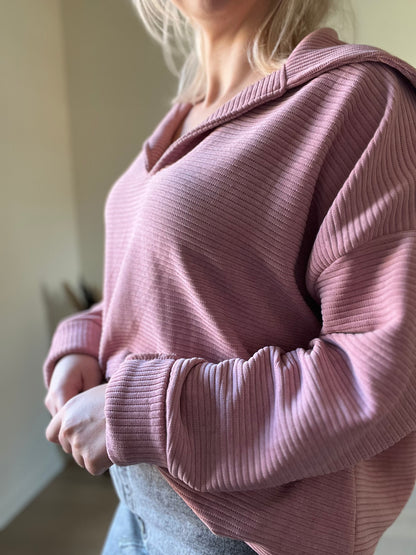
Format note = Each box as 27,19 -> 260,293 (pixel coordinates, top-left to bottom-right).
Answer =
192,4 -> 271,109
198,33 -> 262,108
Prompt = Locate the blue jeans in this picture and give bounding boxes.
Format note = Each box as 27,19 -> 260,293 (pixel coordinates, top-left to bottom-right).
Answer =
101,463 -> 257,555
101,501 -> 149,555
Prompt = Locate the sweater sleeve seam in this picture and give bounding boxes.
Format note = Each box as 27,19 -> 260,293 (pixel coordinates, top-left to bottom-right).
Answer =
309,229 -> 416,303
318,229 -> 415,275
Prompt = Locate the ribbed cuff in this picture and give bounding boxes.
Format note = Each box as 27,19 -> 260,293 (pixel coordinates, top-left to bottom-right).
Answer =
42,317 -> 102,388
104,354 -> 177,467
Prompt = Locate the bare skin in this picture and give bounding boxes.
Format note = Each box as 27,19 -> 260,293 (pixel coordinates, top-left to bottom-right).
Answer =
44,353 -> 111,475
46,379 -> 111,476
172,0 -> 272,106
44,353 -> 103,416
170,0 -> 274,141
170,66 -> 269,142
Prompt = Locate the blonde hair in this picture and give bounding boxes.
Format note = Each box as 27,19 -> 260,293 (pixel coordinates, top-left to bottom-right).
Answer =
130,0 -> 347,105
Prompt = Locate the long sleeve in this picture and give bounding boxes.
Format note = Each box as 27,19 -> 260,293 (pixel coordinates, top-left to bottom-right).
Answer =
104,62 -> 416,494
104,228 -> 416,492
42,300 -> 104,388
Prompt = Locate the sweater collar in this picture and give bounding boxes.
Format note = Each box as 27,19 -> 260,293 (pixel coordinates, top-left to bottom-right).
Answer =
144,26 -> 416,174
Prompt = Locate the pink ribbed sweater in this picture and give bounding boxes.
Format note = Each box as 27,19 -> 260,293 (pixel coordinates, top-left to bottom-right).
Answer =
43,28 -> 416,555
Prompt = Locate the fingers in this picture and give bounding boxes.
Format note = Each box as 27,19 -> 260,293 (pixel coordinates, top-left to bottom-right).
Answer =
44,400 -> 83,467
44,354 -> 104,417
44,379 -> 72,418
45,411 -> 72,455
83,456 -> 111,476
44,384 -> 79,417
44,392 -> 57,417
44,381 -> 111,476
45,412 -> 62,444
58,429 -> 72,455
72,452 -> 85,469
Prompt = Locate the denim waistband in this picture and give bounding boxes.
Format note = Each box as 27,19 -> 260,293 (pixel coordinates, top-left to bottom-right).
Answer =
109,463 -> 256,555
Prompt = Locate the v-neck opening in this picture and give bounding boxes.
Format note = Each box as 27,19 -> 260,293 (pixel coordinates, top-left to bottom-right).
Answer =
143,68 -> 284,176
144,101 -> 193,174
143,60 -> 292,175
142,27 -> 348,175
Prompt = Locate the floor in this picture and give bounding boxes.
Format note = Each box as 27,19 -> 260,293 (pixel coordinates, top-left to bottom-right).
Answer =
0,458 -> 118,555
0,459 -> 415,554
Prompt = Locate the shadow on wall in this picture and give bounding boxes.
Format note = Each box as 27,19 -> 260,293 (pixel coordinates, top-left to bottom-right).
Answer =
40,279 -> 102,340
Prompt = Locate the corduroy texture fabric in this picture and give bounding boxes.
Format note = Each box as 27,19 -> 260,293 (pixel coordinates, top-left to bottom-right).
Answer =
43,28 -> 416,555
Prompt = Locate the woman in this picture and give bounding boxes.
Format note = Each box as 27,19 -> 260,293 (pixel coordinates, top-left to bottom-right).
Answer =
43,1 -> 416,554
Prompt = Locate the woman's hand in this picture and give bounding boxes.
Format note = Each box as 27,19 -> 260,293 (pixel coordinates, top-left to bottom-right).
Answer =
45,383 -> 112,476
44,353 -> 104,417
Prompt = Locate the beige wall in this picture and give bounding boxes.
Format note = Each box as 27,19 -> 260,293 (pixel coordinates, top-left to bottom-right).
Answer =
61,0 -> 177,287
0,0 -> 176,529
351,0 -> 416,67
0,0 -> 80,528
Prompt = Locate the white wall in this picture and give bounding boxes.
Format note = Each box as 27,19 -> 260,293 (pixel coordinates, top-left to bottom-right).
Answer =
0,0 -> 80,528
